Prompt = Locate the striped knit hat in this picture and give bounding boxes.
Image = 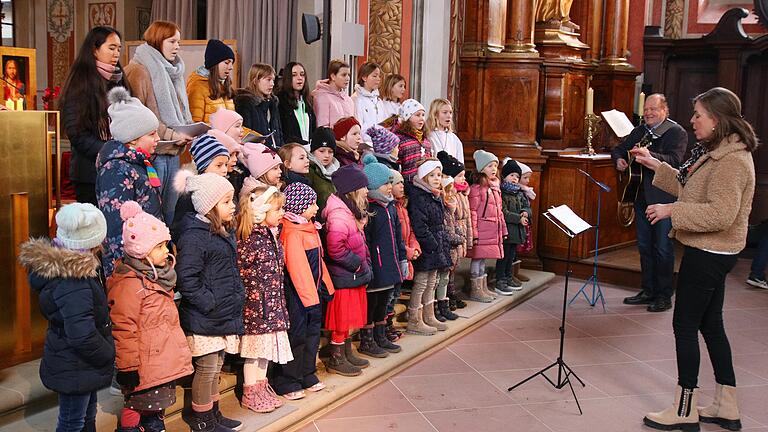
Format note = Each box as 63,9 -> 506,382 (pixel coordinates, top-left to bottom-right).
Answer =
190,134 -> 230,173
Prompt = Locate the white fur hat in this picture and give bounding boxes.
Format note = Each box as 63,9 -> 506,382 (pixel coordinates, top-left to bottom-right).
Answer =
55,203 -> 107,250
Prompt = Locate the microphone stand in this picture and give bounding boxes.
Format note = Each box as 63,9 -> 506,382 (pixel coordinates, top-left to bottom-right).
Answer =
1,74 -> 26,109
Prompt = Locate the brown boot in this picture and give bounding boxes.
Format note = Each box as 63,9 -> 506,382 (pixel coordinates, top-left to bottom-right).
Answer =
699,384 -> 741,431
469,277 -> 493,303
643,385 -> 700,431
481,275 -> 498,299
516,268 -> 530,282
422,289 -> 447,331
406,307 -> 437,335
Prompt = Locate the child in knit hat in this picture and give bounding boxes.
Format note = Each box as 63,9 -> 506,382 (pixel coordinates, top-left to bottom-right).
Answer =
359,155 -> 406,357
406,158 -> 452,334
322,164 -> 373,376
514,161 -> 535,282
240,142 -> 284,199
175,173 -> 244,429
210,108 -> 253,194
107,201 -> 193,432
394,99 -> 433,181
436,172 -> 464,321
278,143 -> 312,186
272,182 -> 337,398
436,151 -> 471,309
307,127 -> 341,212
332,116 -> 364,167
235,184 -> 294,411
495,159 -> 531,293
367,125 -> 400,170
96,86 -> 163,277
19,203 -> 113,432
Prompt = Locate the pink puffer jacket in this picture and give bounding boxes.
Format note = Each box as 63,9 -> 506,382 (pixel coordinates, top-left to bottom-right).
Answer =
321,194 -> 372,288
466,178 -> 507,259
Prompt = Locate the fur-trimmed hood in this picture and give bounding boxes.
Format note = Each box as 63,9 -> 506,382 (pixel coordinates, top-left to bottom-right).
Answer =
18,238 -> 101,281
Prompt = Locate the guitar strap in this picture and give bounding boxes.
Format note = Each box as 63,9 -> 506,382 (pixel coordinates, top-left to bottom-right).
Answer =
645,119 -> 674,140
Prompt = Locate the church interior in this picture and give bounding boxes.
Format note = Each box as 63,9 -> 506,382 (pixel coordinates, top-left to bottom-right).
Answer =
0,0 -> 767,431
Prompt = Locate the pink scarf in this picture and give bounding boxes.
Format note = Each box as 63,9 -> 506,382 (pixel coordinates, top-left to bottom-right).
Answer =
96,60 -> 123,82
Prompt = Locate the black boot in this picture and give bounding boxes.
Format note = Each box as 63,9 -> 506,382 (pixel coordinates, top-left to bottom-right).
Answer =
357,327 -> 388,358
449,290 -> 467,309
189,409 -> 217,432
438,300 -> 459,321
343,338 -> 370,368
213,401 -> 242,431
385,315 -> 402,342
623,291 -> 653,305
116,425 -> 142,432
647,297 -> 672,312
325,342 -> 362,376
374,324 -> 402,353
139,410 -> 166,432
434,302 -> 447,322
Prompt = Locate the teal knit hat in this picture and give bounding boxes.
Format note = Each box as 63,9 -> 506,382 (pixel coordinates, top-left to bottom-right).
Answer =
362,154 -> 393,190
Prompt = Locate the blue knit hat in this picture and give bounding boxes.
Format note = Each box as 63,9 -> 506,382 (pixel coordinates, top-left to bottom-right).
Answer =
190,134 -> 229,173
362,154 -> 393,190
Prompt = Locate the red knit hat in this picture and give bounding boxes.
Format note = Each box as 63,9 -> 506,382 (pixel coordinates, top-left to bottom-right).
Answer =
333,116 -> 360,140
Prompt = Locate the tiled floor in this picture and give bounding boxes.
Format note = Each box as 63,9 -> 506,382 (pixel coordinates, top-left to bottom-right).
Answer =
297,258 -> 768,432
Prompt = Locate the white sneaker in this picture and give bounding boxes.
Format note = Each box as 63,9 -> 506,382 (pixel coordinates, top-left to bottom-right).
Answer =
746,276 -> 768,290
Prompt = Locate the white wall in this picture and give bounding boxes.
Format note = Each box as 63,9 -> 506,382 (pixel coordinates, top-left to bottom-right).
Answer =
418,0 -> 450,104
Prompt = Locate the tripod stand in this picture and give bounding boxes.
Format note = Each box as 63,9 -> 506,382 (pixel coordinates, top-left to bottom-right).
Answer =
569,169 -> 611,310
509,208 -> 588,414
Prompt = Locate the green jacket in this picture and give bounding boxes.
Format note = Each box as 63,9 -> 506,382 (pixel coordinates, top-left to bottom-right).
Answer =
308,159 -> 338,215
501,188 -> 531,245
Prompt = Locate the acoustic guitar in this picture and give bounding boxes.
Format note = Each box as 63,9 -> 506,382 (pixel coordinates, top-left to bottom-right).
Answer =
616,132 -> 654,205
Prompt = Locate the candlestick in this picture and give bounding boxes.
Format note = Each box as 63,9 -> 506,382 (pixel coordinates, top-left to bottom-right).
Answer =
5,99 -> 14,110
584,113 -> 601,156
637,92 -> 645,115
586,87 -> 594,115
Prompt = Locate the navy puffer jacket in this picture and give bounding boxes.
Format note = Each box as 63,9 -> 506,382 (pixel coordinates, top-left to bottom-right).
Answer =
19,239 -> 115,395
366,198 -> 407,289
176,214 -> 245,336
407,182 -> 452,271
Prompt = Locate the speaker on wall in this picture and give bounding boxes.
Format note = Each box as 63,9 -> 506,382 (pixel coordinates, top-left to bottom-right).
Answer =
302,13 -> 322,44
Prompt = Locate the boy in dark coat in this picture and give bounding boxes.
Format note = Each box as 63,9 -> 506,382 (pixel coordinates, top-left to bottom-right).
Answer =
496,159 -> 532,294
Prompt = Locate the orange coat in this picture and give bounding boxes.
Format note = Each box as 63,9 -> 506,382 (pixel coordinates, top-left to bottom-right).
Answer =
107,260 -> 193,392
280,218 -> 336,307
395,199 -> 421,281
186,70 -> 235,124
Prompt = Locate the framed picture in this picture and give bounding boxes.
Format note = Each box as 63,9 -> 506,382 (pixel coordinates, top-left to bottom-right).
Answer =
121,40 -> 239,87
0,47 -> 36,110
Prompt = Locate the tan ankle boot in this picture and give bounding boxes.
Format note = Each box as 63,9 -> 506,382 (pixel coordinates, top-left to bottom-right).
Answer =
481,275 -> 498,299
699,384 -> 741,431
406,307 -> 438,335
644,385 -> 700,431
469,277 -> 493,303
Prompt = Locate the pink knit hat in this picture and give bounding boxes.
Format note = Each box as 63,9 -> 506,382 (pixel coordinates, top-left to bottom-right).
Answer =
209,108 -> 243,134
120,201 -> 171,259
241,142 -> 282,179
207,129 -> 242,155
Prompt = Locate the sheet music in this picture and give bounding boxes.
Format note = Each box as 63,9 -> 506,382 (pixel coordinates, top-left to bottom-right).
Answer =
601,109 -> 634,138
173,122 -> 211,137
548,205 -> 592,235
242,131 -> 274,144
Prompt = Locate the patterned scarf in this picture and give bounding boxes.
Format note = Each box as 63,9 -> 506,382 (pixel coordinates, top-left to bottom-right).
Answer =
677,143 -> 708,185
500,181 -> 522,194
135,148 -> 162,188
95,60 -> 123,82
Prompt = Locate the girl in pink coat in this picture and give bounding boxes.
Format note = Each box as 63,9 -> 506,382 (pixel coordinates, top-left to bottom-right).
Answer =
466,149 -> 507,301
312,60 -> 355,127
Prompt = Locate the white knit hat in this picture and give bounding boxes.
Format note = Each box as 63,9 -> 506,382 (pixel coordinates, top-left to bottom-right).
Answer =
185,173 -> 235,216
55,203 -> 107,250
518,161 -> 532,175
399,98 -> 425,122
107,87 -> 159,144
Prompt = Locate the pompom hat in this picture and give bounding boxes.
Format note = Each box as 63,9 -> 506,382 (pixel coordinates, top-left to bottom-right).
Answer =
107,86 -> 159,144
362,154 -> 393,190
437,151 -> 465,177
283,182 -> 317,215
185,173 -> 235,216
54,203 -> 107,250
120,201 -> 171,259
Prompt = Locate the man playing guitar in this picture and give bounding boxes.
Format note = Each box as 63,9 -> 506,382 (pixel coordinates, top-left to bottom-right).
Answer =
611,94 -> 688,312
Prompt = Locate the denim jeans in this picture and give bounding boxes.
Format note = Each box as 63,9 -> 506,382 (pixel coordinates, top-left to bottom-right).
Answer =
153,154 -> 180,224
750,227 -> 768,280
674,247 -> 738,389
635,198 -> 675,300
57,391 -> 97,432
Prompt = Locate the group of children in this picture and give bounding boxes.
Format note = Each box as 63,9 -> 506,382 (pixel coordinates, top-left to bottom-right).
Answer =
20,61 -> 537,432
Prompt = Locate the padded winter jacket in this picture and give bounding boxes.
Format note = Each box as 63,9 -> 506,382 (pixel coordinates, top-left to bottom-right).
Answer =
281,218 -> 336,307
321,194 -> 373,288
365,198 -> 407,289
501,186 -> 532,245
352,85 -> 386,144
466,178 -> 507,259
407,182 -> 452,271
186,67 -> 236,124
395,199 -> 421,280
234,90 -> 284,149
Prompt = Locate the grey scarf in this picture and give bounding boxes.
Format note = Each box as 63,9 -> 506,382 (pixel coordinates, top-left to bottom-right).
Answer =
132,43 -> 192,127
309,154 -> 340,180
368,189 -> 394,206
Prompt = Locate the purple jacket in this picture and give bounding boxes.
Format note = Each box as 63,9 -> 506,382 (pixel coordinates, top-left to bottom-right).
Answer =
321,194 -> 372,288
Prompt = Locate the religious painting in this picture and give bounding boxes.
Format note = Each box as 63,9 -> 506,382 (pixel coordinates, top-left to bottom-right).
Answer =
88,2 -> 117,28
137,7 -> 151,39
0,47 -> 36,110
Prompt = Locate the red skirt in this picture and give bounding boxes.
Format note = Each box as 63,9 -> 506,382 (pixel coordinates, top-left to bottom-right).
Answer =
325,286 -> 368,332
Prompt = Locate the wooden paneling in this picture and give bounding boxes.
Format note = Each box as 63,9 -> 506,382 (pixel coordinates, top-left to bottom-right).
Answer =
481,61 -> 541,144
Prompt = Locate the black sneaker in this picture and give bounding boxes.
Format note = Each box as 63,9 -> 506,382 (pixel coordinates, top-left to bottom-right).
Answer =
623,291 -> 653,305
746,276 -> 768,290
647,297 -> 672,312
494,280 -> 515,296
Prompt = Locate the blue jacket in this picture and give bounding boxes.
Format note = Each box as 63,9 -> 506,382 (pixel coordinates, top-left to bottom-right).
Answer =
366,198 -> 407,289
19,239 -> 115,395
96,140 -> 163,276
176,214 -> 245,336
407,182 -> 452,272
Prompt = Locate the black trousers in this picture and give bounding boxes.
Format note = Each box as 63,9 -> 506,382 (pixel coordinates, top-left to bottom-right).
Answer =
495,242 -> 517,282
674,246 -> 738,388
367,289 -> 392,324
271,287 -> 322,394
74,182 -> 98,205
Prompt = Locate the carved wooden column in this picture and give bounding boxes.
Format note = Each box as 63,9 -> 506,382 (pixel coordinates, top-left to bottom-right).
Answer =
463,0 -> 508,55
600,0 -> 631,66
504,0 -> 537,55
570,0 -> 605,63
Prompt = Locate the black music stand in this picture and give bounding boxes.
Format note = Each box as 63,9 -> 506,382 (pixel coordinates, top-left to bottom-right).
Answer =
569,168 -> 611,310
508,205 -> 590,414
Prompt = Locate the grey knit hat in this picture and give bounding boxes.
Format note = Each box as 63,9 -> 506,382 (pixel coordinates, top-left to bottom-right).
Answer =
185,173 -> 235,216
107,87 -> 159,144
54,203 -> 107,250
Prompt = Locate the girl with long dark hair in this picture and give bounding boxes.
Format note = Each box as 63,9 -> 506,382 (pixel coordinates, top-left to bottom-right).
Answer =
60,26 -> 132,205
277,62 -> 316,146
